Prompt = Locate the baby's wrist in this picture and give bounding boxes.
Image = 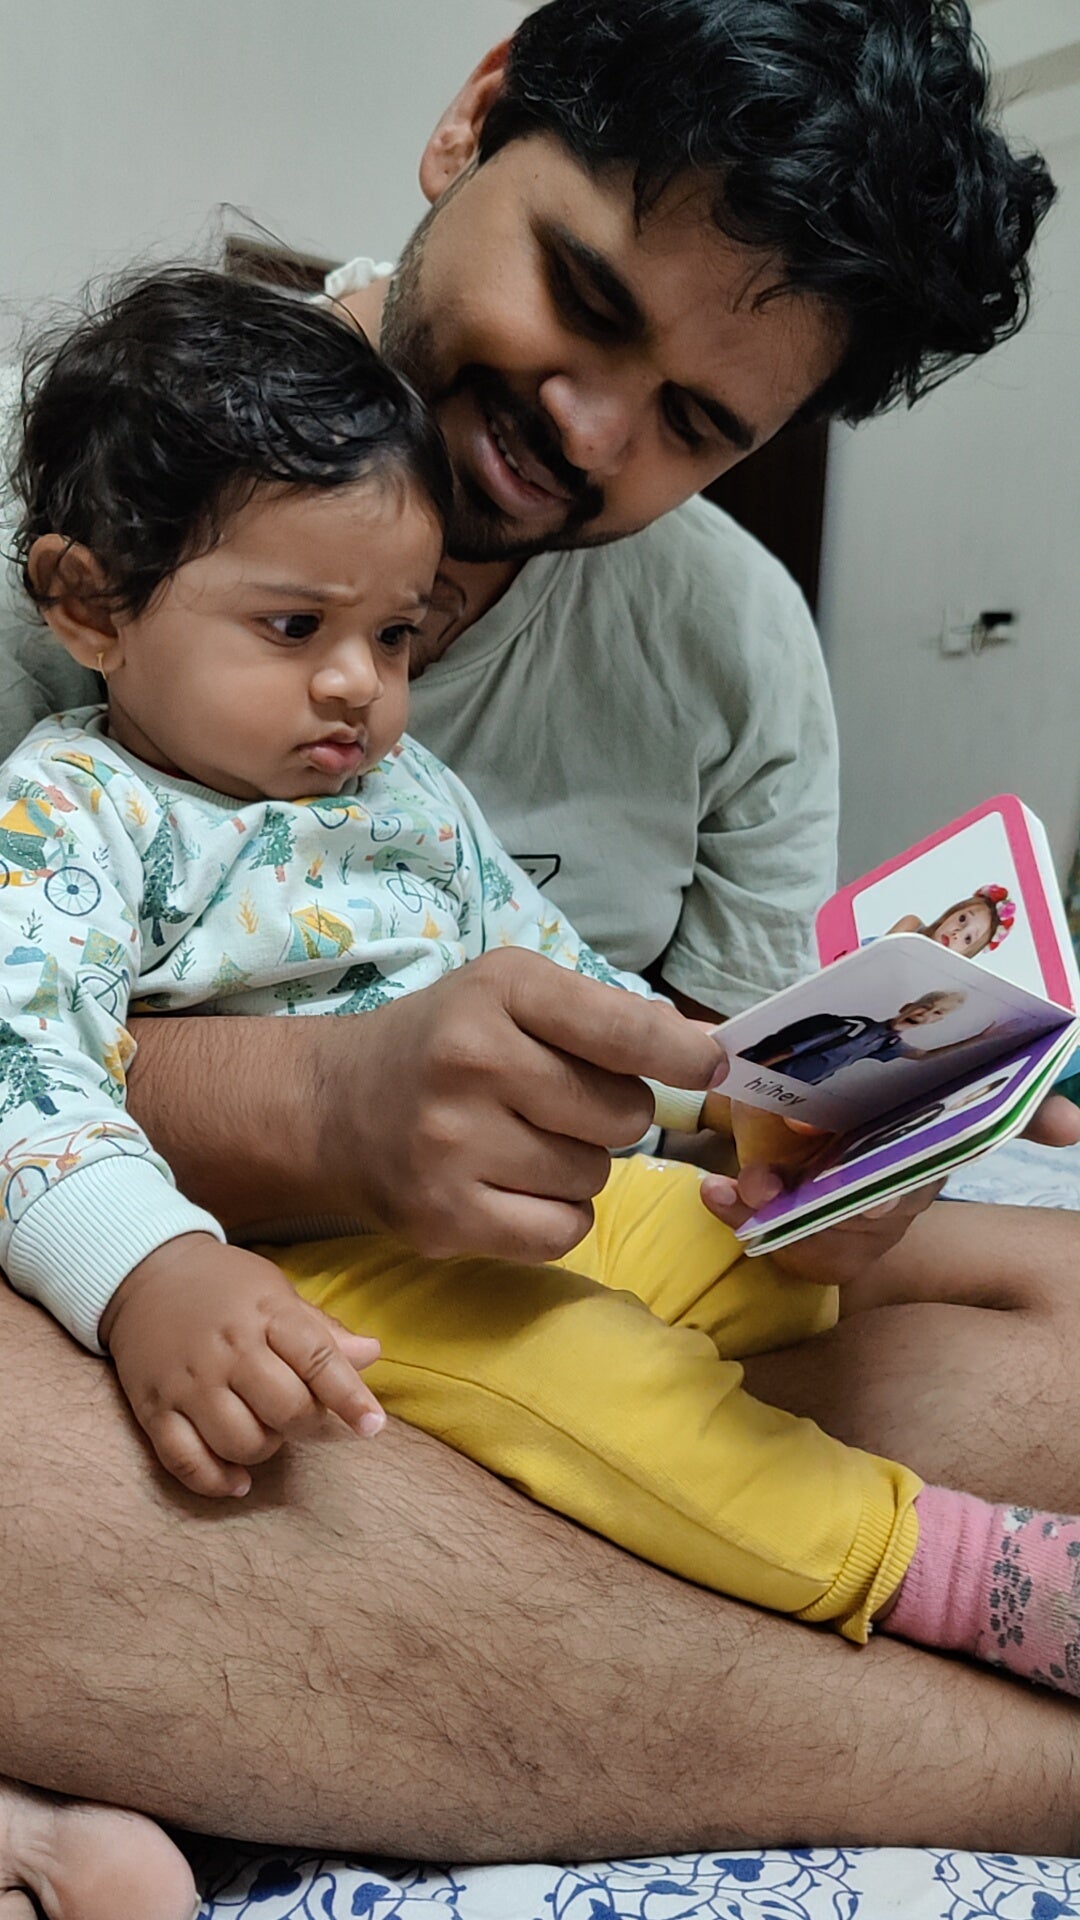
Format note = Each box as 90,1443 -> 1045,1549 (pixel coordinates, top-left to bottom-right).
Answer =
98,1230 -> 220,1348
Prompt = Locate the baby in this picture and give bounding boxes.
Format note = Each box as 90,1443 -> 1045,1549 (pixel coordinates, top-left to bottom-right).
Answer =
4,279 -> 1080,1869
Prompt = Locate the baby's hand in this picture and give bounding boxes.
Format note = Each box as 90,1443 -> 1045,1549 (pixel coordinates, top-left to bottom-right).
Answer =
98,1233 -> 385,1498
700,1098 -> 942,1284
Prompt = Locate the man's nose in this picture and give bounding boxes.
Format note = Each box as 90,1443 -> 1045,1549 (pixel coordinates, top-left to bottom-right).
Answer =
537,373 -> 639,478
309,641 -> 381,708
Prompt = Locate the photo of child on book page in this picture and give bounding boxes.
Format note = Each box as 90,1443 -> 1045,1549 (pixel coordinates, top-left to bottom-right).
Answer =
739,991 -> 989,1087
718,929 -> 1069,1131
818,1062 -> 1025,1177
885,884 -> 1014,956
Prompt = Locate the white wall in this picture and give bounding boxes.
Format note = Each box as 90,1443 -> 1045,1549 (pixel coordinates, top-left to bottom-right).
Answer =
0,0 -> 521,341
821,13 -> 1080,881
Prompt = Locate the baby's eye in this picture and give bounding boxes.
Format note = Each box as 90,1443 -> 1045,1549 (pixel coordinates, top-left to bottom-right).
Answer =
265,613 -> 321,644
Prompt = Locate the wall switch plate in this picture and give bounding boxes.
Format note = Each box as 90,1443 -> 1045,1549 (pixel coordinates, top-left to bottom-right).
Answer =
940,605 -> 974,656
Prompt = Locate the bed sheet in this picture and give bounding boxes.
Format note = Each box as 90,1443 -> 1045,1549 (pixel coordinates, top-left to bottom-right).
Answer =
193,1843 -> 1080,1918
943,1135 -> 1080,1208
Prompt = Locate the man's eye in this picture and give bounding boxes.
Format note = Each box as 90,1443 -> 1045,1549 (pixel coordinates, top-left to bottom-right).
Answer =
662,390 -> 707,452
549,256 -> 621,339
265,613 -> 321,643
378,623 -> 416,651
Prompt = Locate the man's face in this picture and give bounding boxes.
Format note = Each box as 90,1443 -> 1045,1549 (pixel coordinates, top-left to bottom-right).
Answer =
381,131 -> 844,564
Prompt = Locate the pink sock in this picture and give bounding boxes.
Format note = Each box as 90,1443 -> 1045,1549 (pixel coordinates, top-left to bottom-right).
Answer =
884,1484 -> 1080,1694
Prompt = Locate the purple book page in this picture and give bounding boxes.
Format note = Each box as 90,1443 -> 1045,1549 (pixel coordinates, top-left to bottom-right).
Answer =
742,1028 -> 1068,1236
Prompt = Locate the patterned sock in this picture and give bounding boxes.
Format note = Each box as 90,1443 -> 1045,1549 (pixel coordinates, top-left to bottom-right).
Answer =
883,1484 -> 1080,1694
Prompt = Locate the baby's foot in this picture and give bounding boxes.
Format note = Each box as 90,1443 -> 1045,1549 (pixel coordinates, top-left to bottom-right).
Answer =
0,1776 -> 198,1920
0,1894 -> 38,1920
885,1489 -> 1080,1697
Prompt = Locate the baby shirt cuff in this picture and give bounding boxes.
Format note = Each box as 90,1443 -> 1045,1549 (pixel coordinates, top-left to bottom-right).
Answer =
6,1156 -> 225,1354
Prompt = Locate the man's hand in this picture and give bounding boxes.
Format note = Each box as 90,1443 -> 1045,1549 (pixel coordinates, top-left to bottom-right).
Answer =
697,1073 -> 1080,1282
98,1235 -> 385,1498
322,951 -> 726,1264
129,952 -> 724,1266
698,1097 -> 942,1284
1022,1092 -> 1080,1147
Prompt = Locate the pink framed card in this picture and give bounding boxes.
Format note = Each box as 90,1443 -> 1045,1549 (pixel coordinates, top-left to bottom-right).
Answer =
816,794 -> 1079,1013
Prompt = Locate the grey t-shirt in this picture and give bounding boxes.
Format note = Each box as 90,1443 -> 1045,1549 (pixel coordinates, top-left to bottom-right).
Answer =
409,496 -> 838,1011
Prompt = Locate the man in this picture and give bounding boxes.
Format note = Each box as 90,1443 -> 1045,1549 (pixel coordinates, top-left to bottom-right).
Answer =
3,3 -> 1079,1909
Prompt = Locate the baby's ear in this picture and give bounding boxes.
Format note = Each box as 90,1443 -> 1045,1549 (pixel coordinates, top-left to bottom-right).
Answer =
27,535 -> 122,670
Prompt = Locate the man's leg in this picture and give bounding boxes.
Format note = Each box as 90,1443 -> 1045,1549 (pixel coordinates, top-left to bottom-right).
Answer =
2,1283 -> 1079,1862
745,1200 -> 1080,1503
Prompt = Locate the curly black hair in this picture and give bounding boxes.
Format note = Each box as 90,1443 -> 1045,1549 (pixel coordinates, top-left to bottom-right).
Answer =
480,0 -> 1057,421
11,268 -> 453,617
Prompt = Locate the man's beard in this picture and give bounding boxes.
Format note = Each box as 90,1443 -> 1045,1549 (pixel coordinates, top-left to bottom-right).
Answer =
381,203 -> 616,565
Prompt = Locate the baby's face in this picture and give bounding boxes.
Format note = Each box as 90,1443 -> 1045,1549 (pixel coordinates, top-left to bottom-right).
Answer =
895,999 -> 950,1028
933,902 -> 993,954
102,479 -> 443,800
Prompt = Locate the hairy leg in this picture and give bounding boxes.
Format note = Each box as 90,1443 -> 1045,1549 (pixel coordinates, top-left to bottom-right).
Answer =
2,1284 -> 1079,1861
745,1201 -> 1080,1502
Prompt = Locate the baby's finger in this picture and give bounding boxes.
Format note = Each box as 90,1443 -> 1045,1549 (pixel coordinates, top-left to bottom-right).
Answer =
267,1308 -> 386,1437
735,1164 -> 785,1210
142,1406 -> 253,1500
176,1385 -> 282,1468
231,1345 -> 341,1437
329,1325 -> 383,1372
698,1172 -> 755,1231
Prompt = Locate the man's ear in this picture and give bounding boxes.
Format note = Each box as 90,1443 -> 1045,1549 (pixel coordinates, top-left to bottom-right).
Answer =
27,535 -> 123,672
419,40 -> 511,202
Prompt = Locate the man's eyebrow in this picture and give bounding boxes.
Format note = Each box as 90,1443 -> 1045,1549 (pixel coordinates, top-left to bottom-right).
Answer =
682,389 -> 756,454
542,220 -> 757,453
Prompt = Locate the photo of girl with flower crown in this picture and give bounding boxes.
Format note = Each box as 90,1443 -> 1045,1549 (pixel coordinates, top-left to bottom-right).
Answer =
884,883 -> 1016,957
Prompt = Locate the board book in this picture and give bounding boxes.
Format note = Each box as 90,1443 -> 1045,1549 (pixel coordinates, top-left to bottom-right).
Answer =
720,795 -> 1080,1254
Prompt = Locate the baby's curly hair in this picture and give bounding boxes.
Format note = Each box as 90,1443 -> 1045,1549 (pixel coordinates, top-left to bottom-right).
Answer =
11,268 -> 454,618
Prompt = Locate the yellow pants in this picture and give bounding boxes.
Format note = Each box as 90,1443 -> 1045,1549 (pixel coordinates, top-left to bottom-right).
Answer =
275,1155 -> 921,1642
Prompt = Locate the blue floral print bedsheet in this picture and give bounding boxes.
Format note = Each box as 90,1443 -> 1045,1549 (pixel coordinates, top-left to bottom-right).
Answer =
193,1844 -> 1080,1919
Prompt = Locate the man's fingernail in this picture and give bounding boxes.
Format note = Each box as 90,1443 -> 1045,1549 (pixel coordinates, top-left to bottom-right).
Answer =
230,1477 -> 252,1498
702,1174 -> 738,1208
359,1410 -> 386,1437
708,1048 -> 730,1090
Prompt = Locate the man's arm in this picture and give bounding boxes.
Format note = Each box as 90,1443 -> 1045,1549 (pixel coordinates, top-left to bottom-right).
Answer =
126,950 -> 725,1260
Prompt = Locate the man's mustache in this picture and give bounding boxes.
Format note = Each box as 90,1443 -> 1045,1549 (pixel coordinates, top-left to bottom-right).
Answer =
441,365 -> 603,518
